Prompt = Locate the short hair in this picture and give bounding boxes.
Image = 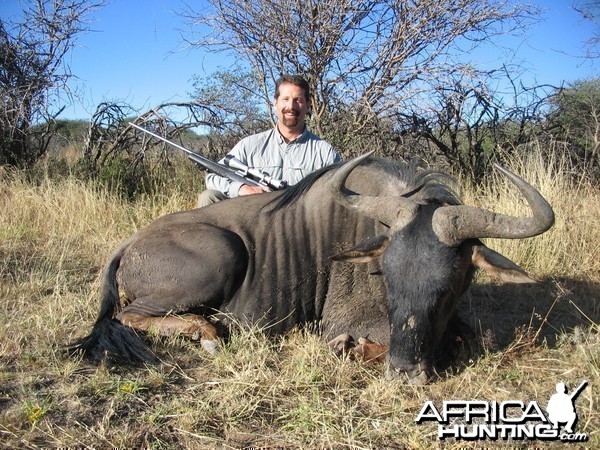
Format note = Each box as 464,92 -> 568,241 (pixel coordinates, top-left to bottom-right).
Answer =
274,75 -> 311,102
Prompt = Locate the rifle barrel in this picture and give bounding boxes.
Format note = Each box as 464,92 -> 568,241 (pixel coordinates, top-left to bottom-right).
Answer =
129,122 -> 261,187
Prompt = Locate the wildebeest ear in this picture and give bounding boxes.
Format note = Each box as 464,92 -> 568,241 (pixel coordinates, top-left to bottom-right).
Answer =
333,235 -> 391,263
471,245 -> 539,284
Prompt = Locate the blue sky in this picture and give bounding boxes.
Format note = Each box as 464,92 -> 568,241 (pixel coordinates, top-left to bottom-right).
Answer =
1,0 -> 598,120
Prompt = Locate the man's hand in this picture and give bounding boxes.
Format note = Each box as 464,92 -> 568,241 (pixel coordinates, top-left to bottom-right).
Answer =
238,184 -> 270,196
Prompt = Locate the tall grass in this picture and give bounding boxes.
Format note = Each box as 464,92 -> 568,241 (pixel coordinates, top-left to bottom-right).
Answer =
0,146 -> 598,449
464,142 -> 600,280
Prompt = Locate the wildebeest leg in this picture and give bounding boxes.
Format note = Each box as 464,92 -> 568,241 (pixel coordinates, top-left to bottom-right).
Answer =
115,224 -> 248,356
118,311 -> 220,354
351,337 -> 388,363
328,334 -> 388,364
328,333 -> 355,355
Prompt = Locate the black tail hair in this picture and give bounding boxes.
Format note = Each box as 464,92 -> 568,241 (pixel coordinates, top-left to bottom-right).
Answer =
67,242 -> 157,365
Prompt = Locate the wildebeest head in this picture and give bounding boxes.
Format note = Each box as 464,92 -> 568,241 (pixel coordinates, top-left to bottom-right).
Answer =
328,153 -> 554,384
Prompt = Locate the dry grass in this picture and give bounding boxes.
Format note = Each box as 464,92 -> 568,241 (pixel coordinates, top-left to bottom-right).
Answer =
0,148 -> 598,449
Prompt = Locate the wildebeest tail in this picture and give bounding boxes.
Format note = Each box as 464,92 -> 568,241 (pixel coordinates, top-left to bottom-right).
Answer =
68,240 -> 157,365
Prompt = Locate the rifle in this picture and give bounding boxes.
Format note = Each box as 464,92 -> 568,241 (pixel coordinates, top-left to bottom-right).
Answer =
130,123 -> 287,191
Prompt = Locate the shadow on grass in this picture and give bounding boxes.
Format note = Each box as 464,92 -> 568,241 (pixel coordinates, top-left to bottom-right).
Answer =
460,276 -> 599,351
431,277 -> 598,379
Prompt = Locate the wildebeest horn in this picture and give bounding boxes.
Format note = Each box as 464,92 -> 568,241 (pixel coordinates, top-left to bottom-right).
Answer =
328,151 -> 418,229
432,164 -> 555,246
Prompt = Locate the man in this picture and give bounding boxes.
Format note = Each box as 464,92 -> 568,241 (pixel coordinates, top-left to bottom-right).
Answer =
198,75 -> 340,207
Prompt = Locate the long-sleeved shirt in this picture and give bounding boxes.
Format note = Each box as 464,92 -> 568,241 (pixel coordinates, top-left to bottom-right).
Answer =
206,126 -> 341,198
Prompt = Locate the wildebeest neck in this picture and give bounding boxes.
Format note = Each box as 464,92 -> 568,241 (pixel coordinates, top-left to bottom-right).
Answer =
216,172 -> 380,333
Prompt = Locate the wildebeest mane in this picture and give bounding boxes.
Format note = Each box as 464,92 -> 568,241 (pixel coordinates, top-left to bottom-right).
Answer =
400,159 -> 461,206
265,156 -> 461,213
264,162 -> 343,212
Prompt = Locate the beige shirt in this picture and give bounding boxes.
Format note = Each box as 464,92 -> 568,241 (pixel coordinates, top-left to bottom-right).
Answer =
206,127 -> 340,197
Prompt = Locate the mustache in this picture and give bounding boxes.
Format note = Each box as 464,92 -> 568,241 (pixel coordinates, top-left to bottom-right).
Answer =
282,108 -> 299,116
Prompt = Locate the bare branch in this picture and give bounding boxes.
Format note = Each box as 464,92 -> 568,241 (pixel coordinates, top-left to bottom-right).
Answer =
0,0 -> 105,167
180,0 -> 539,137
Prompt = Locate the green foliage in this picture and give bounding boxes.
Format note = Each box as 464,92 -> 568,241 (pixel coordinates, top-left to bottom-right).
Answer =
48,119 -> 89,145
547,78 -> 600,177
550,78 -> 600,142
70,152 -> 205,202
191,68 -> 272,144
96,155 -> 148,200
550,79 -> 599,140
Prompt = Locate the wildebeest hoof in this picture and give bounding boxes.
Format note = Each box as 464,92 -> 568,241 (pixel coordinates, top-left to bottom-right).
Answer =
350,337 -> 388,364
328,333 -> 355,356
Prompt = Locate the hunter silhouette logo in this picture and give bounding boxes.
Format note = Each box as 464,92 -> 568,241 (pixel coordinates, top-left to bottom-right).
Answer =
416,380 -> 589,442
546,380 -> 588,434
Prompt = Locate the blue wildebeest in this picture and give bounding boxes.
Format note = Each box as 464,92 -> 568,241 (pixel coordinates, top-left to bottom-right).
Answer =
71,153 -> 554,384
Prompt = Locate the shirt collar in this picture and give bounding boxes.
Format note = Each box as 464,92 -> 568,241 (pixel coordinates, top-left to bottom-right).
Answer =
275,124 -> 309,144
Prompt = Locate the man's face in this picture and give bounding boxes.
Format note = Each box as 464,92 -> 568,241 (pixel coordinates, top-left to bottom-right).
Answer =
274,82 -> 310,131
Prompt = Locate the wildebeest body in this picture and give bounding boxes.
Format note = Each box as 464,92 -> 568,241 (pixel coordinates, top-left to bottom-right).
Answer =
72,154 -> 554,383
117,163 -> 389,336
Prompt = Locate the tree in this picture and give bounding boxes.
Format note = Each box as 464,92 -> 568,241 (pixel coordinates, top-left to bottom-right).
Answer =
400,73 -> 501,179
547,78 -> 600,176
80,101 -> 224,198
573,0 -> 600,59
181,0 -> 539,157
0,0 -> 104,167
190,68 -> 272,149
394,68 -> 555,179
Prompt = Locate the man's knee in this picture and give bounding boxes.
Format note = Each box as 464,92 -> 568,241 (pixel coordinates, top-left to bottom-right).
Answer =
197,189 -> 228,208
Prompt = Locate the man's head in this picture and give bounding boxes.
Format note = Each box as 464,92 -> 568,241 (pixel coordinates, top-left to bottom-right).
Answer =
273,75 -> 311,134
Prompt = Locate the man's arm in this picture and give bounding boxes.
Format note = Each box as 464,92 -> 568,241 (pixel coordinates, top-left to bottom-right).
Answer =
205,172 -> 244,198
328,145 -> 342,165
205,141 -> 248,198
